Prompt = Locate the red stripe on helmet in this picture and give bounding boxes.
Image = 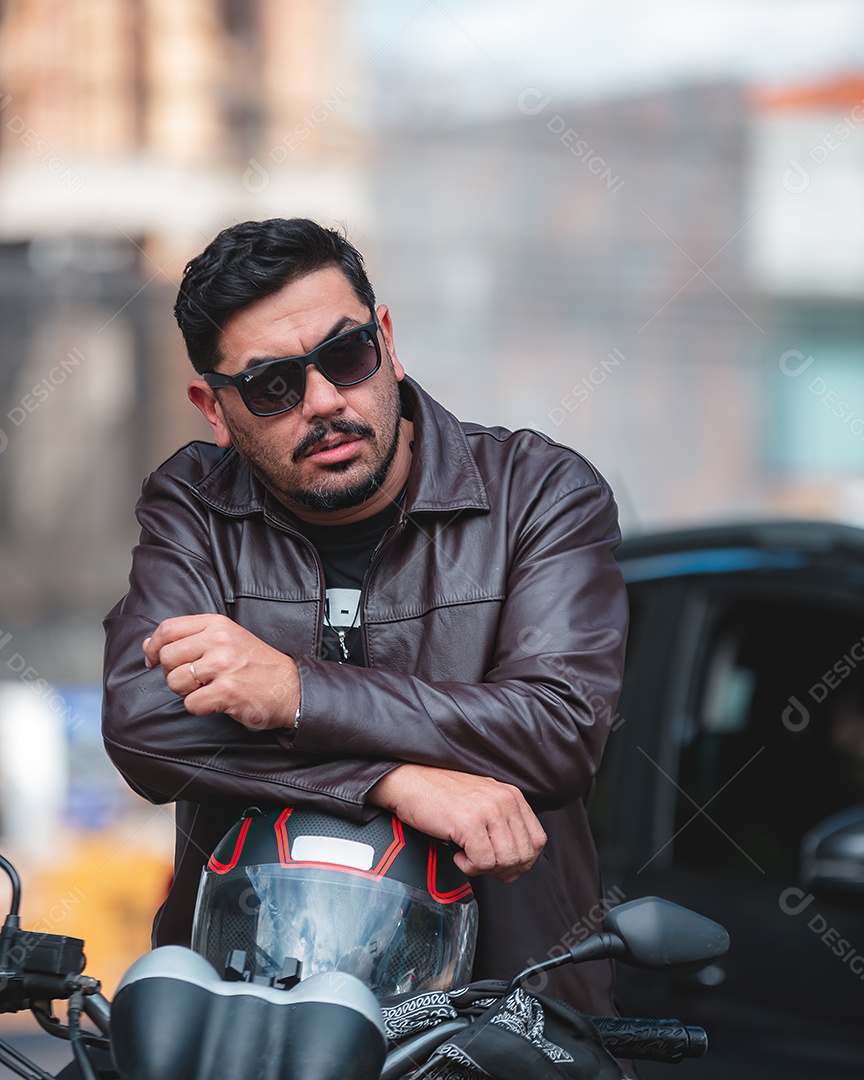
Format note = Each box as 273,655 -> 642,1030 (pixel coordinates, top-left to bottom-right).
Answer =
207,816 -> 253,875
274,807 -> 295,866
427,844 -> 474,904
372,816 -> 405,876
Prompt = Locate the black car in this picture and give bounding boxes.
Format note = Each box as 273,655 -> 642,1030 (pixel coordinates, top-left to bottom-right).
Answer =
592,520 -> 864,1079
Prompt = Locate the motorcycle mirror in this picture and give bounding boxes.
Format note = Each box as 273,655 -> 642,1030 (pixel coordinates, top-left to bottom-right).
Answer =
508,896 -> 729,991
604,896 -> 729,969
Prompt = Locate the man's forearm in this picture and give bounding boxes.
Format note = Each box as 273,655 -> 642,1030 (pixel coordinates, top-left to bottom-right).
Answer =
368,763 -> 547,882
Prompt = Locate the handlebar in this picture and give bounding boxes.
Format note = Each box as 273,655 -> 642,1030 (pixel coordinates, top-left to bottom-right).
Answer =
380,1014 -> 706,1073
587,1016 -> 708,1063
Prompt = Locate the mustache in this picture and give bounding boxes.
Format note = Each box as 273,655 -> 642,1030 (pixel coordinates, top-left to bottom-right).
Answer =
292,419 -> 376,463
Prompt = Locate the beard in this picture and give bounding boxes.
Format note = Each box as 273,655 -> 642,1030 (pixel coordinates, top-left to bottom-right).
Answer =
221,367 -> 403,513
286,412 -> 402,511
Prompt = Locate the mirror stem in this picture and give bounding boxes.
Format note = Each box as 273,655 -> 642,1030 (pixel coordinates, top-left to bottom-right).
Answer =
507,932 -> 623,993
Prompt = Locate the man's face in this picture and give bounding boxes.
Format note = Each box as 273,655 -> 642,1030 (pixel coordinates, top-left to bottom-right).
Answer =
188,267 -> 406,516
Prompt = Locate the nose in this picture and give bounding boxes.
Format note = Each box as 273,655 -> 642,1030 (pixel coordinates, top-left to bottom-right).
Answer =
299,365 -> 348,421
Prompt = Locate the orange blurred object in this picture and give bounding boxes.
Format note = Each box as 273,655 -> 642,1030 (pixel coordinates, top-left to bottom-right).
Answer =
18,831 -> 173,999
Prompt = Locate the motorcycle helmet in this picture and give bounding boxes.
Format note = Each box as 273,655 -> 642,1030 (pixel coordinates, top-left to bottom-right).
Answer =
191,807 -> 479,1000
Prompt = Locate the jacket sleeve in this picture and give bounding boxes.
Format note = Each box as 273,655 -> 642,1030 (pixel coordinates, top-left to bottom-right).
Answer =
294,477 -> 628,811
102,465 -> 400,821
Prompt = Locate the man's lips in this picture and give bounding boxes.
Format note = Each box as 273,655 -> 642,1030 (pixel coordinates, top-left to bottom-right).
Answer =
304,435 -> 363,463
293,421 -> 374,463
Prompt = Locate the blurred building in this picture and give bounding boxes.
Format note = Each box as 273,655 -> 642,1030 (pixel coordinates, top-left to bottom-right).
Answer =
365,80 -> 761,527
365,74 -> 864,531
748,77 -> 864,519
0,0 -> 367,686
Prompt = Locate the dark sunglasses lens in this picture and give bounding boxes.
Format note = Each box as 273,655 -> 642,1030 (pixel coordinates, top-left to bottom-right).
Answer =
243,362 -> 303,415
318,329 -> 380,386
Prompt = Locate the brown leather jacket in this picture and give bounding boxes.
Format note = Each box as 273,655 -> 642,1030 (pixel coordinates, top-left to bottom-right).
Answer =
102,376 -> 628,1015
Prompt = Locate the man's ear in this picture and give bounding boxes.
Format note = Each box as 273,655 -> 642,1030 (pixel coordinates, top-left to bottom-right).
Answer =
376,304 -> 404,382
188,380 -> 233,448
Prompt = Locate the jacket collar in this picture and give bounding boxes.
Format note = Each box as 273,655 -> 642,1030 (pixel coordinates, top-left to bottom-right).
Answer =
193,376 -> 490,519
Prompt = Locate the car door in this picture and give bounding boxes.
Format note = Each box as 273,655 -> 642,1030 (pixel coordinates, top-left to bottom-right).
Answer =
593,568 -> 864,1079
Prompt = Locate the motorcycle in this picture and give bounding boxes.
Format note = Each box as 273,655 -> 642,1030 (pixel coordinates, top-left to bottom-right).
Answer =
0,848 -> 728,1080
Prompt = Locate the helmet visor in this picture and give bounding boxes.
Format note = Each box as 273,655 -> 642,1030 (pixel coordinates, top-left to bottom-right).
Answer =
192,865 -> 478,999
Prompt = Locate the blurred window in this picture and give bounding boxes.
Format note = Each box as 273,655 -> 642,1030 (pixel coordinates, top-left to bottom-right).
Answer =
770,339 -> 864,473
672,599 -> 864,876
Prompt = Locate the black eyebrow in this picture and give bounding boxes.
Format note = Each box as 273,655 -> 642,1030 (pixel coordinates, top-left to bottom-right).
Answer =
241,315 -> 369,372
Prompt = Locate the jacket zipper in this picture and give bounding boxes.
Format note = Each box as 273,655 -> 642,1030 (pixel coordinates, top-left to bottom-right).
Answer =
265,505 -> 409,664
360,506 -> 408,667
262,514 -> 328,659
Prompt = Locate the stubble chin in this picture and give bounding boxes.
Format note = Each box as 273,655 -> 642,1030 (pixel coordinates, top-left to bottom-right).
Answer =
291,427 -> 400,512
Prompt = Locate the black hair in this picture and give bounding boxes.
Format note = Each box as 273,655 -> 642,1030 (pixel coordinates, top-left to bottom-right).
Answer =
174,218 -> 376,373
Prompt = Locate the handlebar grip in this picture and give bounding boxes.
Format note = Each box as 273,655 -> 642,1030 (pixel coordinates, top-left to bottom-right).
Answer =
586,1016 -> 708,1063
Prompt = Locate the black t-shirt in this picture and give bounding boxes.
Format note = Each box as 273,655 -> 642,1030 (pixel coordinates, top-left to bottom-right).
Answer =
295,501 -> 400,666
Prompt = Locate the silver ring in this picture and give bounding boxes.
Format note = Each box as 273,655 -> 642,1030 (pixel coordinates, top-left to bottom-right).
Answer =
189,662 -> 204,687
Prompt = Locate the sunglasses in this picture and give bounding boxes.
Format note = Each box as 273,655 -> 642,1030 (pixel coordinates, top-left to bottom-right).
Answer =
203,318 -> 382,416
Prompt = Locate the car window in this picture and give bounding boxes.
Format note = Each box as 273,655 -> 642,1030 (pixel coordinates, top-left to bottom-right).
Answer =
672,596 -> 864,877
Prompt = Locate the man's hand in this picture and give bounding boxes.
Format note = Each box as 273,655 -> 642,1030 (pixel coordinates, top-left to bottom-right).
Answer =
368,764 -> 546,883
143,614 -> 300,731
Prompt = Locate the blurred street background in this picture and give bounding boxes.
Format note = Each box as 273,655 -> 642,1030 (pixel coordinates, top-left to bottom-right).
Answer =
0,0 -> 863,1020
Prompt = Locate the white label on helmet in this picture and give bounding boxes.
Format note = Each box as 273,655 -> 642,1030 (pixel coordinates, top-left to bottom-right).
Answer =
292,835 -> 375,870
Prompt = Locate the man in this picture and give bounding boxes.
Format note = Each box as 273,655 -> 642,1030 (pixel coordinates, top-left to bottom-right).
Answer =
102,217 -> 629,1015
